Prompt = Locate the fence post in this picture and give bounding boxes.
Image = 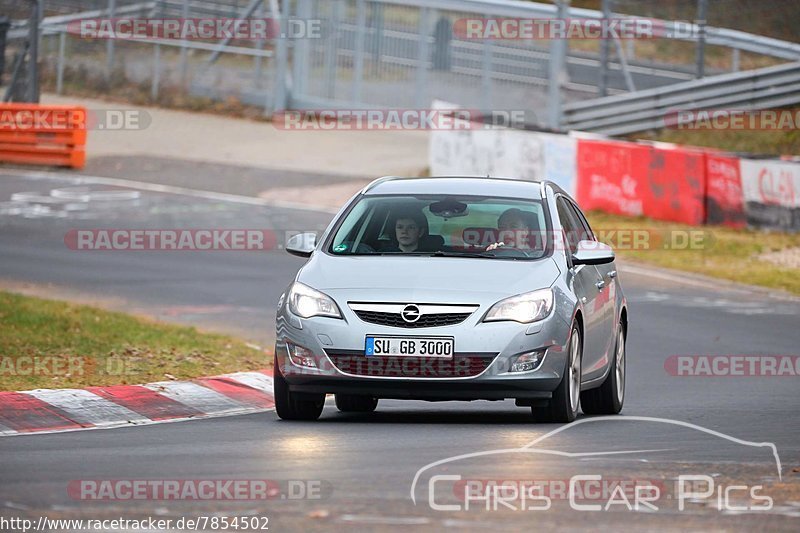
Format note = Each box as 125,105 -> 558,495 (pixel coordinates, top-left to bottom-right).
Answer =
292,0 -> 312,99
548,0 -> 570,130
0,16 -> 8,84
179,0 -> 190,87
324,0 -> 342,98
254,1 -> 264,89
599,0 -> 612,96
370,2 -> 384,76
56,30 -> 66,94
271,0 -> 290,112
415,7 -> 431,108
27,0 -> 42,102
351,0 -> 366,103
695,0 -> 708,79
481,16 -> 493,111
150,0 -> 163,101
152,43 -> 160,101
105,0 -> 116,82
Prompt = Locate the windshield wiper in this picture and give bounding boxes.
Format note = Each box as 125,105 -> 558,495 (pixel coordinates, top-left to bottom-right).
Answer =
431,250 -> 539,260
429,250 -> 498,259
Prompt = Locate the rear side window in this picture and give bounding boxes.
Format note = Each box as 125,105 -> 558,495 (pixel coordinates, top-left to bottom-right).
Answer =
567,200 -> 595,241
556,197 -> 583,255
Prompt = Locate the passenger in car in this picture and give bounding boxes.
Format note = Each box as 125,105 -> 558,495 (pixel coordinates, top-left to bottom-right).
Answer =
486,208 -> 537,251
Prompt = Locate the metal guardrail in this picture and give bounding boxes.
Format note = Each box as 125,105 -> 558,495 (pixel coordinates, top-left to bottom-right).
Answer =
563,61 -> 800,135
707,27 -> 800,62
7,3 -> 156,40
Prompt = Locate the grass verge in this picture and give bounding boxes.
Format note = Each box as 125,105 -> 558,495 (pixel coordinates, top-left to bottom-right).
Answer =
631,119 -> 800,156
0,291 -> 268,391
586,211 -> 800,295
39,61 -> 270,121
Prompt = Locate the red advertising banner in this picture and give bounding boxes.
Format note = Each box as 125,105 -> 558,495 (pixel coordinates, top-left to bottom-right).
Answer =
576,140 -> 706,225
576,139 -> 647,218
704,153 -> 745,228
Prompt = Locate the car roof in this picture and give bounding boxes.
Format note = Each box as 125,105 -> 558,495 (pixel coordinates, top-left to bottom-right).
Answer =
363,176 -> 560,199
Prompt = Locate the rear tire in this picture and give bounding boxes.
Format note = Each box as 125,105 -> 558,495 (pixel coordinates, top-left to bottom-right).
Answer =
274,356 -> 325,421
532,324 -> 581,423
581,321 -> 625,415
335,394 -> 379,413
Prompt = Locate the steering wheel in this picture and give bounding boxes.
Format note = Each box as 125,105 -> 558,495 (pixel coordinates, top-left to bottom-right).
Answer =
486,243 -> 529,256
353,242 -> 376,253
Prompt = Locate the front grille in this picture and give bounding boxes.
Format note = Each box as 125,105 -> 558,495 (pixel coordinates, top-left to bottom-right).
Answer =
326,352 -> 496,378
353,310 -> 472,328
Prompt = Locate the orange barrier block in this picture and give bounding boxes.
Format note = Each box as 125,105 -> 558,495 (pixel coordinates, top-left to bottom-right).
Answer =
0,104 -> 87,169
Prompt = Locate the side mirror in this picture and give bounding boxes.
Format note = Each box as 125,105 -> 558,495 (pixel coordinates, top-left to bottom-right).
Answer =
572,240 -> 615,266
286,232 -> 317,258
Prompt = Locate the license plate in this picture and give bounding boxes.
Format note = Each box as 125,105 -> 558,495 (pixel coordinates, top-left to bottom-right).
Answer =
365,336 -> 454,358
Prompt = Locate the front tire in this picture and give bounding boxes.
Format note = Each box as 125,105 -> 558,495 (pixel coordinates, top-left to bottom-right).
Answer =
274,356 -> 325,421
581,321 -> 625,415
335,394 -> 378,413
532,324 -> 582,423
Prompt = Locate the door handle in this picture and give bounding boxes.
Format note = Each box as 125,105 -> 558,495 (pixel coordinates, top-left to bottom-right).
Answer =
595,280 -> 606,291
608,270 -> 617,279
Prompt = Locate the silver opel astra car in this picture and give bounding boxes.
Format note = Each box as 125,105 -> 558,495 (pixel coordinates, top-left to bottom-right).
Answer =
274,176 -> 627,423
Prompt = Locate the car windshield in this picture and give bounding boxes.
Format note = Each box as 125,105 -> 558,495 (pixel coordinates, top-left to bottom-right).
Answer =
327,194 -> 550,260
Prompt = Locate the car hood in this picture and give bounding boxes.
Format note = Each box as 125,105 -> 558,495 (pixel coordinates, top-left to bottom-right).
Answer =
297,254 -> 561,303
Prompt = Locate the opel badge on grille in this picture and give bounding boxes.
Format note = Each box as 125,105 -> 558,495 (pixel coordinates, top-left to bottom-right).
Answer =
401,304 -> 421,323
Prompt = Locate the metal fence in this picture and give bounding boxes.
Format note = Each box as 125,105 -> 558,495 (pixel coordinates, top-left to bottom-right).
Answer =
3,0 -> 799,132
239,0 -> 800,128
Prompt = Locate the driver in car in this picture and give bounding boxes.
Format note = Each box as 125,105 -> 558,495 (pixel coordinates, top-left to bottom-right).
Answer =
380,208 -> 429,253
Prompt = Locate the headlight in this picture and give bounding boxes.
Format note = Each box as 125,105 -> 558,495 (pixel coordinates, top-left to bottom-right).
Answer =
483,288 -> 553,324
287,282 -> 342,319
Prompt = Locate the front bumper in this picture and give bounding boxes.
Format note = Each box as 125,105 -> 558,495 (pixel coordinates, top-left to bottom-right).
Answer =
287,375 -> 555,401
275,299 -> 572,401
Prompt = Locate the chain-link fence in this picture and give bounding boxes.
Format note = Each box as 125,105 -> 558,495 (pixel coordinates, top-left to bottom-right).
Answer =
610,0 -> 799,41
2,0 -> 798,127
608,0 -> 798,73
0,0 -> 43,102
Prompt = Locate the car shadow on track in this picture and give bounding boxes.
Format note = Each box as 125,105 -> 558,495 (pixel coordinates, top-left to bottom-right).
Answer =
308,407 -> 576,425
